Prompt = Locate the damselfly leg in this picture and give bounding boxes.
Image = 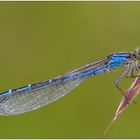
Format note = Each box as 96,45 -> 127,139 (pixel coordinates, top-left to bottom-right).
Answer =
114,64 -> 136,104
126,61 -> 138,78
114,64 -> 130,93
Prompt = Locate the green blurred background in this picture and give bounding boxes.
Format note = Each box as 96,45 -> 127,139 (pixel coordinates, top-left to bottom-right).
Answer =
0,2 -> 140,138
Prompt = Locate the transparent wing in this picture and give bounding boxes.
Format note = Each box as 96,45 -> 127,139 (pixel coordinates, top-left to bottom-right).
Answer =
0,58 -> 107,116
0,77 -> 83,116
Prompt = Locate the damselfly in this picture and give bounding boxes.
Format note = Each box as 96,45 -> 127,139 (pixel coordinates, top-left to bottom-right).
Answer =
0,48 -> 140,115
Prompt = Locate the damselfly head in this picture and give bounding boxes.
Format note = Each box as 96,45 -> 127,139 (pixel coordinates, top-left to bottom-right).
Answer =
135,48 -> 140,60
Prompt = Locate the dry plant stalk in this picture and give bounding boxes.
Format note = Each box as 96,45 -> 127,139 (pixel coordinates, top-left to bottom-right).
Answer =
104,75 -> 140,134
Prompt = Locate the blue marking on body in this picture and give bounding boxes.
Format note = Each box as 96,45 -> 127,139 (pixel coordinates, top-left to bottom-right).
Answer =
108,63 -> 122,69
79,69 -> 94,78
110,56 -> 127,63
112,53 -> 131,58
13,84 -> 31,92
108,54 -> 129,69
94,67 -> 107,75
80,66 -> 107,78
0,90 -> 12,96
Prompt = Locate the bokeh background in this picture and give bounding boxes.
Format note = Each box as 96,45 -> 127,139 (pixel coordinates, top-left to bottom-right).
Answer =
0,2 -> 140,138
